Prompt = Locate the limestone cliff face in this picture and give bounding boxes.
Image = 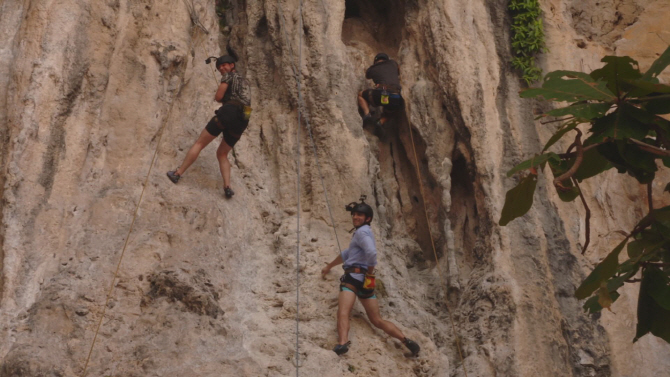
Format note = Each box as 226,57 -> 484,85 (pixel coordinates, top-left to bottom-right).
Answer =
1,0 -> 669,376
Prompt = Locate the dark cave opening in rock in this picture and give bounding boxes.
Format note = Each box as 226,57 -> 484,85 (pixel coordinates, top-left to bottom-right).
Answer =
342,0 -> 406,52
449,151 -> 478,274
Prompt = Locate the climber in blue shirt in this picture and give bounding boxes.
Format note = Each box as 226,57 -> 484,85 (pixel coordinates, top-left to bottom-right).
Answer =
321,197 -> 420,356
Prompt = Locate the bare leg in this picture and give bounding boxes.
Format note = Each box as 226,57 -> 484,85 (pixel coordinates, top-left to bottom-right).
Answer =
216,139 -> 233,188
176,128 -> 217,176
359,297 -> 405,341
358,91 -> 370,116
337,290 -> 357,345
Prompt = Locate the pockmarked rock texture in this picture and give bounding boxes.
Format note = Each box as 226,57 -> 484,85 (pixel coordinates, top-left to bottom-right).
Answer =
1,0 -> 669,376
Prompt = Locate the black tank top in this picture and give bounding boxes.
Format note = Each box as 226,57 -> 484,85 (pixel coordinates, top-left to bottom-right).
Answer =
365,60 -> 401,90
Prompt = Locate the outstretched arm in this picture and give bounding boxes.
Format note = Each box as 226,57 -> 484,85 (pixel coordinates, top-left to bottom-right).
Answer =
321,254 -> 343,277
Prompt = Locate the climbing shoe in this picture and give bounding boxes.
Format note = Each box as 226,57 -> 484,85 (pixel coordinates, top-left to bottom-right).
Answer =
166,170 -> 181,184
333,341 -> 351,356
373,120 -> 386,139
224,186 -> 235,198
403,338 -> 420,356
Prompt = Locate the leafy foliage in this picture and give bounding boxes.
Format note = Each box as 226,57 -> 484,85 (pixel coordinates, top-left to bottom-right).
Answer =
501,46 -> 670,344
508,0 -> 546,84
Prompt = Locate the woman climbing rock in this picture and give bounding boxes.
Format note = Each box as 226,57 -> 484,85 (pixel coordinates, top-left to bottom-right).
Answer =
166,54 -> 251,198
321,196 -> 421,356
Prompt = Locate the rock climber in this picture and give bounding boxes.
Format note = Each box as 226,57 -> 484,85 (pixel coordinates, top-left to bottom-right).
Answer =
166,54 -> 251,198
321,196 -> 420,356
358,53 -> 404,137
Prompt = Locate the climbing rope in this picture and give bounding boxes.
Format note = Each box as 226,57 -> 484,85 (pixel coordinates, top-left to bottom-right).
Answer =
294,0 -> 303,374
406,121 -> 468,377
276,1 -> 342,253
81,20 -> 204,377
276,1 -> 345,374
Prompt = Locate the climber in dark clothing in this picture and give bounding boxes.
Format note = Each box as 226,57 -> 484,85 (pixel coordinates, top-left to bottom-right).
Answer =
321,197 -> 420,357
358,53 -> 404,136
167,55 -> 251,198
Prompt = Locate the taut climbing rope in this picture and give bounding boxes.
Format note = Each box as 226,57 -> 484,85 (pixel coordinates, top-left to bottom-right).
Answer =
276,2 -> 342,254
276,0 -> 346,374
406,120 -> 468,377
81,13 -> 206,377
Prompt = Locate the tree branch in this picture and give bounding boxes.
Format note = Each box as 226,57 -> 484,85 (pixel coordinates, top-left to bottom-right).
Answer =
628,138 -> 670,157
554,129 -> 584,189
558,141 -> 605,159
573,178 -> 591,254
540,116 -> 575,125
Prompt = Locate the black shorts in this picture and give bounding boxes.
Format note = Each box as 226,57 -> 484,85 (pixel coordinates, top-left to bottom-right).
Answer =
339,273 -> 375,299
362,89 -> 404,114
205,104 -> 249,147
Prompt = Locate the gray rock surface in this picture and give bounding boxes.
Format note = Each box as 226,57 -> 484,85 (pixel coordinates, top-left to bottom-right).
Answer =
1,0 -> 669,376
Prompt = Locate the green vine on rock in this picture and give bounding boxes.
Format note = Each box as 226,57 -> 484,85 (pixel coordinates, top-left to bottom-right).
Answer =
508,0 -> 546,85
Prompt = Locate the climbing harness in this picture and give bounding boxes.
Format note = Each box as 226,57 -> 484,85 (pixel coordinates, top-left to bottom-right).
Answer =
339,273 -> 375,299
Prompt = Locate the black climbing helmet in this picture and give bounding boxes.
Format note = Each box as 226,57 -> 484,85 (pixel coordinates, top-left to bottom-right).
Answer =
345,195 -> 373,223
206,55 -> 236,68
374,53 -> 389,63
216,55 -> 236,68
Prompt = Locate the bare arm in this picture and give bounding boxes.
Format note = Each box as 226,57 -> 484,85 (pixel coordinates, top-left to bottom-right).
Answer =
214,82 -> 228,102
321,254 -> 343,277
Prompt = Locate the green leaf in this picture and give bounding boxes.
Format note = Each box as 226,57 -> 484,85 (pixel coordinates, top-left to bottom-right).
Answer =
625,80 -> 670,98
576,238 -> 628,299
627,239 -> 645,259
665,182 -> 670,192
627,237 -> 666,259
590,56 -> 642,96
582,266 -> 637,314
542,122 -> 578,152
557,185 -> 580,202
573,147 -> 613,181
587,105 -> 651,142
645,96 -> 670,115
641,45 -> 670,81
619,142 -> 658,177
597,283 -> 615,309
546,102 -> 612,120
506,153 -> 560,177
634,266 -> 670,343
499,174 -> 538,226
584,291 -> 620,314
521,71 -> 616,102
652,206 -> 670,222
645,267 -> 670,311
664,157 -> 670,169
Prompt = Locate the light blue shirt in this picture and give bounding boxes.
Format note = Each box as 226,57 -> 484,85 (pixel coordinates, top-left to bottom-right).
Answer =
341,225 -> 377,282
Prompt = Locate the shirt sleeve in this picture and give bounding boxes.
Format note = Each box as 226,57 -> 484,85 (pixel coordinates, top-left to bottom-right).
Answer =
220,72 -> 232,84
358,233 -> 377,267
